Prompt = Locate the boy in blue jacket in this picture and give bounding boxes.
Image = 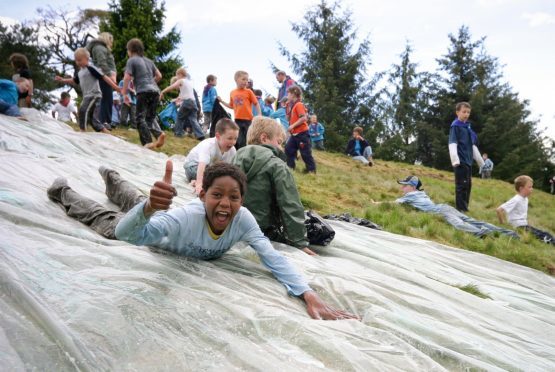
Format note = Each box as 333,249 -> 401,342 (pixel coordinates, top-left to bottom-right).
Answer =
448,102 -> 484,212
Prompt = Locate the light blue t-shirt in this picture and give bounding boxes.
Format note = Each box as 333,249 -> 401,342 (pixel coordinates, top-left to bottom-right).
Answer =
115,198 -> 311,296
396,191 -> 440,213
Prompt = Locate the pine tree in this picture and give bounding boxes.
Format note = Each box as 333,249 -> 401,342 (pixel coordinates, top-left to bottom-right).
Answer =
278,0 -> 374,151
101,0 -> 182,87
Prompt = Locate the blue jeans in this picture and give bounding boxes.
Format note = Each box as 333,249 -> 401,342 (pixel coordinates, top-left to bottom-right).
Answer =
352,146 -> 373,164
183,160 -> 199,182
437,204 -> 518,238
0,99 -> 21,117
175,99 -> 204,139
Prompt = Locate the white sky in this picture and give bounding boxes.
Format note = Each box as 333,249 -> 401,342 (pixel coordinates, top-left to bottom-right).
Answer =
3,0 -> 554,140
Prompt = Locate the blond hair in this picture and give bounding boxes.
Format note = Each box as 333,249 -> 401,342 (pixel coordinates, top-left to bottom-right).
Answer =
247,117 -> 285,145
97,32 -> 113,50
234,70 -> 248,81
514,175 -> 533,192
74,48 -> 90,59
176,67 -> 187,78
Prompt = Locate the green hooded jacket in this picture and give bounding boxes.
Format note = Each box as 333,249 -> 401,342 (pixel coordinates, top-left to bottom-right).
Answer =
233,144 -> 308,248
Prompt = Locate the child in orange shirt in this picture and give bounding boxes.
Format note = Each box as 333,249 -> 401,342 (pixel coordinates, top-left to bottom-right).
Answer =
221,70 -> 261,149
284,86 -> 316,173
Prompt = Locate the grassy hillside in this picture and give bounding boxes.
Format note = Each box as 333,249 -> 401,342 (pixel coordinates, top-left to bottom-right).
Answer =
88,124 -> 555,275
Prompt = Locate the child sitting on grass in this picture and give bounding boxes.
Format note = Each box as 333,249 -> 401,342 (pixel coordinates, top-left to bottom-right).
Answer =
496,175 -> 554,245
372,175 -> 518,239
345,126 -> 373,166
183,118 -> 239,194
233,117 -> 317,256
47,162 -> 357,320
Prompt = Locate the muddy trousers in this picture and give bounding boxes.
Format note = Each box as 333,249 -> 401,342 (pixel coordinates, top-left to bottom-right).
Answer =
48,168 -> 146,239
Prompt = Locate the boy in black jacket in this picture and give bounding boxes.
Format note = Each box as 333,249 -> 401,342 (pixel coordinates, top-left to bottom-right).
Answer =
345,126 -> 373,166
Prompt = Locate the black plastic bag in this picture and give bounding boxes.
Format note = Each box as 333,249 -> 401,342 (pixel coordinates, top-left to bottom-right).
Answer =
305,210 -> 335,246
323,213 -> 382,230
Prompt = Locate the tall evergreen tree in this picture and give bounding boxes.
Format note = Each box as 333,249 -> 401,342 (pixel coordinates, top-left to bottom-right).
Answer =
378,43 -> 433,163
278,0 -> 374,151
0,21 -> 57,109
101,0 -> 182,87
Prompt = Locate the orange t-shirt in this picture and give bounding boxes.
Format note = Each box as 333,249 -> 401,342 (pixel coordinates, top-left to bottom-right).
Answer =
288,101 -> 308,134
229,88 -> 257,120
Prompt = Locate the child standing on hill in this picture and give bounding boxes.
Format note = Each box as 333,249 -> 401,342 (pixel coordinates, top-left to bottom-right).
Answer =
183,118 -> 239,194
234,116 -> 317,255
448,102 -> 484,211
51,92 -> 77,123
221,70 -> 261,149
202,74 -> 218,133
479,153 -> 494,179
160,68 -> 204,140
346,127 -> 373,166
55,48 -> 120,133
496,175 -> 554,245
284,86 -> 316,173
121,38 -> 165,149
308,114 -> 325,150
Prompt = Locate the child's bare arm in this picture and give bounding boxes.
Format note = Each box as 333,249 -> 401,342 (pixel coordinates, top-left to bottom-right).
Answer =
496,207 -> 506,224
160,80 -> 182,98
255,102 -> 262,117
54,76 -> 75,85
102,75 -> 121,92
194,162 -> 207,195
154,68 -> 162,83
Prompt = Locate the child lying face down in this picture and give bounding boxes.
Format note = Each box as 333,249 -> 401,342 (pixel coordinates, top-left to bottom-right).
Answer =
48,162 -> 358,320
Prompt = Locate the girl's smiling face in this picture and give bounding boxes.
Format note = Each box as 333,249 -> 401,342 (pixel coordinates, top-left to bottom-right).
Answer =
199,176 -> 243,234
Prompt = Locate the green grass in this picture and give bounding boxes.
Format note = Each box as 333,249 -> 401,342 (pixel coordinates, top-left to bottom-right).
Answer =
79,124 -> 555,275
455,284 -> 491,299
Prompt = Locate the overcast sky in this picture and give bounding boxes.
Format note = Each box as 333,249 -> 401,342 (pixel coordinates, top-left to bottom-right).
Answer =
3,0 -> 554,140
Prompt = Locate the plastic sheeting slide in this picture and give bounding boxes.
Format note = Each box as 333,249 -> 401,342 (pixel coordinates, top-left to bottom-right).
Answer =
1,111 -> 554,371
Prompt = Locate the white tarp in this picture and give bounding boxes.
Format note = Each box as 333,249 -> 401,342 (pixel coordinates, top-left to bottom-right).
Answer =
1,110 -> 554,371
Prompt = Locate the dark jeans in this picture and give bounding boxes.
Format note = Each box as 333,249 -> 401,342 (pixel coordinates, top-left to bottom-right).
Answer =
120,103 -> 136,128
47,168 -> 146,239
0,99 -> 21,117
522,226 -> 555,245
136,91 -> 161,146
235,119 -> 251,149
99,79 -> 113,125
454,164 -> 472,211
285,131 -> 316,172
176,99 -> 204,138
78,96 -> 104,132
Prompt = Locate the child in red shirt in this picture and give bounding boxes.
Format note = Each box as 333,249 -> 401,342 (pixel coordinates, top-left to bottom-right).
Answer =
284,86 -> 316,173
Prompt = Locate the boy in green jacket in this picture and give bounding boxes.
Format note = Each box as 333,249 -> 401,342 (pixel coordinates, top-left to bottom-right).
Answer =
233,117 -> 316,255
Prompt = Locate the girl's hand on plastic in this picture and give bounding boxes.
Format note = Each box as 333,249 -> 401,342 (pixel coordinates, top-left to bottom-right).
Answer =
302,291 -> 360,321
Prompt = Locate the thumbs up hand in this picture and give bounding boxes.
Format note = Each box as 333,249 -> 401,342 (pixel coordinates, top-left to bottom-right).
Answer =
144,160 -> 178,217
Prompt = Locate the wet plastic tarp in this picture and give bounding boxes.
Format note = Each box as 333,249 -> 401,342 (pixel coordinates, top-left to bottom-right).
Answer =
1,110 -> 554,371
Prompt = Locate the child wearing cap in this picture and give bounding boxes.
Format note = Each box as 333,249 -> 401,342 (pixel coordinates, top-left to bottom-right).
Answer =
372,175 -> 518,238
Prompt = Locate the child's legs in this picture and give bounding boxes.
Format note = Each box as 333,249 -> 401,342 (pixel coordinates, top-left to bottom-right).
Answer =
285,135 -> 299,169
454,164 -> 471,211
526,226 -> 555,244
175,103 -> 188,136
438,206 -> 481,235
203,112 -> 212,132
313,140 -> 324,150
79,96 -> 96,131
120,104 -> 130,126
99,167 -> 147,212
47,179 -> 122,239
297,131 -> 316,171
185,103 -> 204,139
90,98 -> 105,132
235,119 -> 251,149
0,99 -> 21,117
352,156 -> 369,165
363,146 -> 373,159
183,160 -> 198,182
459,212 -> 519,238
144,92 -> 161,138
98,79 -> 113,125
135,93 -> 154,145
